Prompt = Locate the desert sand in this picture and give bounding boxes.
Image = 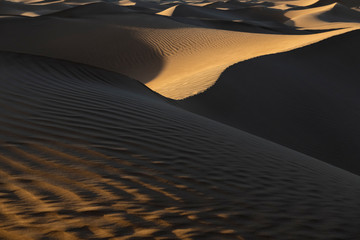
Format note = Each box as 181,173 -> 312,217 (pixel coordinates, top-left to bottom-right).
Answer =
0,0 -> 360,239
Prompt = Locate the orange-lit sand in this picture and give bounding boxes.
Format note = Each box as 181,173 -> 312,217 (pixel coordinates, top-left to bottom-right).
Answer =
0,0 -> 360,239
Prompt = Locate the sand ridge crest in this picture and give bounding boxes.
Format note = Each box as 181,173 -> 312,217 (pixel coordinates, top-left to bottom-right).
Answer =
0,0 -> 359,99
1,0 -> 360,239
0,51 -> 359,239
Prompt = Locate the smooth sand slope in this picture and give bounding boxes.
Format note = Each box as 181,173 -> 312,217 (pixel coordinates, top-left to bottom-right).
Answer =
0,51 -> 360,240
181,30 -> 360,175
0,0 -> 359,99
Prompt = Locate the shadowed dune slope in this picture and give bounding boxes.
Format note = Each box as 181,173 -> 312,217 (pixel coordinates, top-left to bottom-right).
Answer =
1,0 -> 360,239
0,51 -> 359,239
180,30 -> 360,175
0,4 -> 166,83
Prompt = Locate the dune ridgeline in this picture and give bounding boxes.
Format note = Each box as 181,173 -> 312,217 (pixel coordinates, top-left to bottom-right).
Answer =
0,0 -> 360,239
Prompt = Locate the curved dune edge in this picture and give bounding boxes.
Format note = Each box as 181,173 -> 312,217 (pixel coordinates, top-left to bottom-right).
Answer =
0,1 -> 359,99
145,26 -> 357,99
0,51 -> 360,240
180,29 -> 360,175
285,3 -> 360,29
1,0 -> 360,239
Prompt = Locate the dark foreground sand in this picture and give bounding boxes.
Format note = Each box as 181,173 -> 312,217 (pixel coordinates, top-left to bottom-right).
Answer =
0,0 -> 360,239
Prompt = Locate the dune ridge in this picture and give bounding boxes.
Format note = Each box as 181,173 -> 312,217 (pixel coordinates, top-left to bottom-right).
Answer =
0,51 -> 360,240
180,29 -> 360,175
0,0 -> 359,99
1,0 -> 360,239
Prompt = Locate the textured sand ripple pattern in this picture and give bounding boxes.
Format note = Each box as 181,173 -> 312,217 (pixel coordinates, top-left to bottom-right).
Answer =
0,1 -> 359,99
0,52 -> 359,239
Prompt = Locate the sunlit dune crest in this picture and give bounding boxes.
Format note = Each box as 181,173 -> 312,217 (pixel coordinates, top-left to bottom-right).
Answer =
0,0 -> 359,99
0,0 -> 360,239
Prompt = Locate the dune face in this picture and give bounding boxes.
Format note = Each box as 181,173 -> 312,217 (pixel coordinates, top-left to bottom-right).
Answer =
181,30 -> 360,175
1,51 -> 360,240
0,0 -> 359,99
1,0 -> 360,239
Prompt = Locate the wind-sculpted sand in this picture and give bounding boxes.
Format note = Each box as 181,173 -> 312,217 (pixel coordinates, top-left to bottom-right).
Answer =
181,30 -> 360,176
1,0 -> 360,239
0,0 -> 359,99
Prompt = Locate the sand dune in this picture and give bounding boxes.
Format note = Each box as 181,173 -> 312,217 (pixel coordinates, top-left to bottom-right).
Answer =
285,2 -> 360,29
0,1 -> 359,99
1,51 -> 360,240
180,29 -> 360,176
1,0 -> 360,239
